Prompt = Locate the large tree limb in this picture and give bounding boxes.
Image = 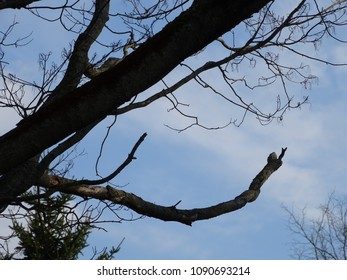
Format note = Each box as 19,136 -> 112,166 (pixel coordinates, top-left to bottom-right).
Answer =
0,0 -> 272,176
32,148 -> 287,226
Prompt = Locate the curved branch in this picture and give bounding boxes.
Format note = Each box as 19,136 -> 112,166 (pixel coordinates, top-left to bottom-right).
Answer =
35,148 -> 287,226
66,132 -> 147,187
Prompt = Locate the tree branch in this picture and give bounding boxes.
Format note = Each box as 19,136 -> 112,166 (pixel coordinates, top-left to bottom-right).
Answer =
45,0 -> 110,104
65,132 -> 147,187
32,148 -> 286,226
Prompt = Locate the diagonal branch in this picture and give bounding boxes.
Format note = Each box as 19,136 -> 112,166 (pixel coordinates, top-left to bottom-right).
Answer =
65,132 -> 147,187
0,0 -> 273,176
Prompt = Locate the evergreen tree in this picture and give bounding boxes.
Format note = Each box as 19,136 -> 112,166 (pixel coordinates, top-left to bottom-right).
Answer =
2,188 -> 119,260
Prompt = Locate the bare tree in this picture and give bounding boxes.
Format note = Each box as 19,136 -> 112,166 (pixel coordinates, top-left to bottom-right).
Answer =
284,193 -> 347,260
0,0 -> 346,228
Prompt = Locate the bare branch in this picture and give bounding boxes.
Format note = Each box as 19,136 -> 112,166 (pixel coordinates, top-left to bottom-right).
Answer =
30,148 -> 286,226
66,132 -> 147,187
45,0 -> 110,104
284,192 -> 347,259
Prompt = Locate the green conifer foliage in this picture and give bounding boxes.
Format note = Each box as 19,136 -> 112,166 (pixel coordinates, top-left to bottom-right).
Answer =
10,189 -> 91,259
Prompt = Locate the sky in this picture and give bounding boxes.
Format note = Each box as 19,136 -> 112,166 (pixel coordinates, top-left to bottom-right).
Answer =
1,1 -> 347,260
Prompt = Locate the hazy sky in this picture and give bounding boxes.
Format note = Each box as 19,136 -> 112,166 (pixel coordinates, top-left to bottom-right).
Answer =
1,1 -> 347,260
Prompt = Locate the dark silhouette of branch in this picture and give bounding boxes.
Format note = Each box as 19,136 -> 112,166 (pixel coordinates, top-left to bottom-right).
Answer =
65,132 -> 147,187
31,148 -> 286,226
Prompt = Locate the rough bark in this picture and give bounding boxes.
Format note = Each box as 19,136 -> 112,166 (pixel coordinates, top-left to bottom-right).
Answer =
0,0 -> 272,175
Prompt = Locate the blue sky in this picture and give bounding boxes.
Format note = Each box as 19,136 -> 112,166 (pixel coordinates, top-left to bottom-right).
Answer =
1,1 -> 347,259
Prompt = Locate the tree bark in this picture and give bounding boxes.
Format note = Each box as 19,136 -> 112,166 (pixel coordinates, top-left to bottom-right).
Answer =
0,0 -> 271,174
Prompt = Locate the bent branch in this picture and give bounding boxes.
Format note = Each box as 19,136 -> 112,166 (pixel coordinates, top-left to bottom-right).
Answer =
38,148 -> 287,226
